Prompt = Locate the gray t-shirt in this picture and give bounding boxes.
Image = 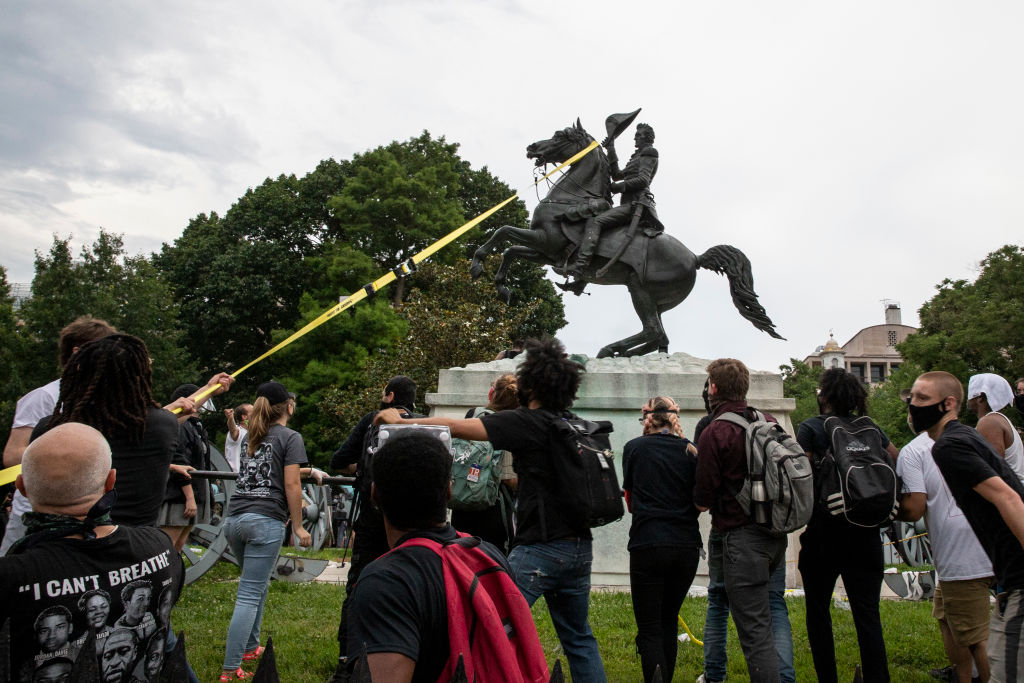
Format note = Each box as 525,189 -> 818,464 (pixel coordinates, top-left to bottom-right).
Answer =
227,424 -> 307,522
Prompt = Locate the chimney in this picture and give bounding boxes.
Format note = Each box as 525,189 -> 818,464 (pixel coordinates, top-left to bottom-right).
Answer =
885,303 -> 901,326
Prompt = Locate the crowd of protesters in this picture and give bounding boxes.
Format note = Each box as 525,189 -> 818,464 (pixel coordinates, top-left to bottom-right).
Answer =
2,318 -> 1024,683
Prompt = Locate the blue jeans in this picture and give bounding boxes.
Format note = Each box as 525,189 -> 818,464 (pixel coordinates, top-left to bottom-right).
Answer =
509,539 -> 607,683
704,529 -> 795,683
222,513 -> 286,670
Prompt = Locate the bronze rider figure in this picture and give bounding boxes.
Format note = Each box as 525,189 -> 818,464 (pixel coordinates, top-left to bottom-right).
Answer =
568,122 -> 663,278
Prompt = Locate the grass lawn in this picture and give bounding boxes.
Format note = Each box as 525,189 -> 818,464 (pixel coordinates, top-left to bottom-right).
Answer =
175,559 -> 946,682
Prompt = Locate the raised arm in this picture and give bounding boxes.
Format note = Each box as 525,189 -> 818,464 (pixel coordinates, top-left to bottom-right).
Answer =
375,409 -> 489,441
224,408 -> 240,442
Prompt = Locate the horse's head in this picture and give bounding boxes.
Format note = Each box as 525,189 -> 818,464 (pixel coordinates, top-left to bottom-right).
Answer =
526,118 -> 592,167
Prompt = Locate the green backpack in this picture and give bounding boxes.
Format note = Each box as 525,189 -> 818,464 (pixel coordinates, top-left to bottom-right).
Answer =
449,408 -> 504,511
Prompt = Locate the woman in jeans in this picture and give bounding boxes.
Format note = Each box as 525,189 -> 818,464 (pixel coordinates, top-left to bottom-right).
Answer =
220,381 -> 312,681
622,396 -> 702,683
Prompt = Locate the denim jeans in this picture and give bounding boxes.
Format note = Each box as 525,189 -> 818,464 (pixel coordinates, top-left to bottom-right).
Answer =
222,513 -> 286,670
509,539 -> 607,683
703,528 -> 790,683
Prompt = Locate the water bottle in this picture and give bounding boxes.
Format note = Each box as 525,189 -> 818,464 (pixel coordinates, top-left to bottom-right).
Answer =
751,479 -> 769,525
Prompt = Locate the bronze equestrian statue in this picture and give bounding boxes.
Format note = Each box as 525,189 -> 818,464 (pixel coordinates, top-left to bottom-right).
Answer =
469,117 -> 784,357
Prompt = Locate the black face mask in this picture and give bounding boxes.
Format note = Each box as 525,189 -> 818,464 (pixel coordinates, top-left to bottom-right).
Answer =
1015,394 -> 1024,415
702,380 -> 711,415
907,399 -> 948,434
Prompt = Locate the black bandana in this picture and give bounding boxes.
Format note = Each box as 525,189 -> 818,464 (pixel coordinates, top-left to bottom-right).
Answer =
9,489 -> 117,555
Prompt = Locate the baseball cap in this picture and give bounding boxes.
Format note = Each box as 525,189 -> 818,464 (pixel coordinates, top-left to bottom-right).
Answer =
256,381 -> 296,405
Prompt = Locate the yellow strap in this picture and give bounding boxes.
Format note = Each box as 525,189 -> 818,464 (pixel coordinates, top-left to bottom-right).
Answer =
0,464 -> 19,486
0,141 -> 600,480
170,140 -> 600,413
677,614 -> 704,646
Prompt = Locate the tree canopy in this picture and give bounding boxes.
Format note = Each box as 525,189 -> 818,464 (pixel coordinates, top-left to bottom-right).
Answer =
899,244 -> 1024,381
1,132 -> 567,456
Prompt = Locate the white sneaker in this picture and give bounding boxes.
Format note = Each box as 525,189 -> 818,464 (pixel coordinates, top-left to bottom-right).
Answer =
696,675 -> 725,683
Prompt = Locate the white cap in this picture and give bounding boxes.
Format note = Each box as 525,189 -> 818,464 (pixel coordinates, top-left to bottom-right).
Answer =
967,373 -> 1014,412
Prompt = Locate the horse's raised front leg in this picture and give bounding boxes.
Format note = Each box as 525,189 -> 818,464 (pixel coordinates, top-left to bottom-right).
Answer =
470,225 -> 548,280
493,245 -> 550,304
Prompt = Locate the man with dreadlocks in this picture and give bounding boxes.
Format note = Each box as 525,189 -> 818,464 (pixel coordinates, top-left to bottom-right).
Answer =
29,334 -> 233,528
1,316 -> 117,555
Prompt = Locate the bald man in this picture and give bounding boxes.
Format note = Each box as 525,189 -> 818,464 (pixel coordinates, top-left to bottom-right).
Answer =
0,423 -> 184,681
909,371 -> 1024,682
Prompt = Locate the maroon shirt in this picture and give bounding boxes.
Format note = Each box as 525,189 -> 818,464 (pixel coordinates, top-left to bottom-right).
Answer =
694,400 -> 776,532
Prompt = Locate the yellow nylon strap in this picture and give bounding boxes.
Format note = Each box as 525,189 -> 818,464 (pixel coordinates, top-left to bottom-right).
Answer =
0,465 -> 18,486
677,614 -> 704,646
0,138 -> 598,483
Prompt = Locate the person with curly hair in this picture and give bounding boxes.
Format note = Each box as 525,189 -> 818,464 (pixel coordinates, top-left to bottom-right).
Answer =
797,368 -> 898,683
377,337 -> 607,682
622,396 -> 700,682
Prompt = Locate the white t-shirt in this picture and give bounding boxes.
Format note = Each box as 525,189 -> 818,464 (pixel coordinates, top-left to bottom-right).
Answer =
898,432 -> 993,581
9,379 -> 61,516
224,425 -> 247,473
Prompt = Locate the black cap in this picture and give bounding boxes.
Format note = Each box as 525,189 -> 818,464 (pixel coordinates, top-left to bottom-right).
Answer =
170,384 -> 201,403
256,381 -> 294,405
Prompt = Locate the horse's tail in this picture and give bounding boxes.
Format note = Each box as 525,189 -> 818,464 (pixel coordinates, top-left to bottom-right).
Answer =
697,245 -> 785,340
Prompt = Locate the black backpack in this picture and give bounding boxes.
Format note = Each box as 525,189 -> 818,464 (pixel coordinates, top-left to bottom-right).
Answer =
548,413 -> 623,529
817,415 -> 899,528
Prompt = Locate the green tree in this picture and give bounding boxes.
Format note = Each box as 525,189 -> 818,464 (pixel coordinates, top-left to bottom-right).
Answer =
16,232 -> 196,401
155,160 -> 352,377
317,260 -> 543,468
780,359 -> 823,429
0,266 -> 31,448
900,244 -> 1024,380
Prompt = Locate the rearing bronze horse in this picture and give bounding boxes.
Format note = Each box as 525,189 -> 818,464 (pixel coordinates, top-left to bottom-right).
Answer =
469,120 -> 783,357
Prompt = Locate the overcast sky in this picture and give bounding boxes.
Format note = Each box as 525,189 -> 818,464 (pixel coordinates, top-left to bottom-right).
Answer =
3,2 -> 1022,373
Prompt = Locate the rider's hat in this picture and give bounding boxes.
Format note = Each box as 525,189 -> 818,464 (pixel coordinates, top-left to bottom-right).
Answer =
604,108 -> 642,143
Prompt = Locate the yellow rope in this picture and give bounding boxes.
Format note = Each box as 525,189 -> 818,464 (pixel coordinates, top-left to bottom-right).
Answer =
677,614 -> 704,646
0,139 -> 602,485
882,531 -> 928,547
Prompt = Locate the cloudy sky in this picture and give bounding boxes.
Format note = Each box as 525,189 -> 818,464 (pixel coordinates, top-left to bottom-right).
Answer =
3,2 -> 1022,373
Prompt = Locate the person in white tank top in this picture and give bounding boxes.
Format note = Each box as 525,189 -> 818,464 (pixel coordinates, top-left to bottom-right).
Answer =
967,373 -> 1024,482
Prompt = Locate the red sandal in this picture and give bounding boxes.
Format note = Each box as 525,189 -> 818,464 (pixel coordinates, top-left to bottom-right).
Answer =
242,645 -> 265,662
219,668 -> 253,681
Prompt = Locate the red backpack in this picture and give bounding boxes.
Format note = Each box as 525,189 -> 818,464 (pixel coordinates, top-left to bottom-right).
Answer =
397,533 -> 550,683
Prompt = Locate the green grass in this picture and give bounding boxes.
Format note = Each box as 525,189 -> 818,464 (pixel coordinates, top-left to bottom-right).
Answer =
175,562 -> 945,682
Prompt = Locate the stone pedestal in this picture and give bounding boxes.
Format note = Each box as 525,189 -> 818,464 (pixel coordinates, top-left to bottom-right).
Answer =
425,352 -> 798,588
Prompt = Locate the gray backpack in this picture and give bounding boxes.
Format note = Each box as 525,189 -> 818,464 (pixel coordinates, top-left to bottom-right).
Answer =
715,410 -> 814,536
